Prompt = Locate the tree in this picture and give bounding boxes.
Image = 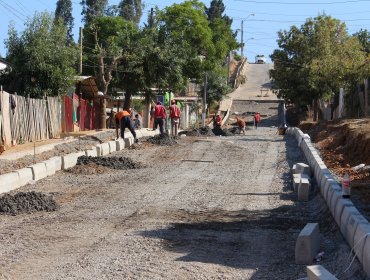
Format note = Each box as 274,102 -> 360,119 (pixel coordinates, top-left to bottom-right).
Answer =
354,29 -> 370,54
55,0 -> 74,43
80,0 -> 108,25
2,12 -> 78,98
83,16 -> 139,128
270,15 -> 367,120
118,0 -> 142,25
206,0 -> 232,26
157,0 -> 216,81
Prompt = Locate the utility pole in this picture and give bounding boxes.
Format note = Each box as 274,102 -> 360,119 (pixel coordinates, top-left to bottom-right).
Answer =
79,27 -> 83,74
241,20 -> 244,58
202,73 -> 207,128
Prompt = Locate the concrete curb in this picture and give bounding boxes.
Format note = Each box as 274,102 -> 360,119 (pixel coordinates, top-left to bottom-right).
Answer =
0,129 -> 160,196
286,127 -> 370,277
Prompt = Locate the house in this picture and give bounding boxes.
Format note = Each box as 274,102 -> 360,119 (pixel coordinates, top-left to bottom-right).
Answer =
0,57 -> 11,71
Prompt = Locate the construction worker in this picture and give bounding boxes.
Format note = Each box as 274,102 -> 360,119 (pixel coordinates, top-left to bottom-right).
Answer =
154,101 -> 166,135
115,108 -> 138,143
254,112 -> 261,129
236,117 -> 246,135
169,100 -> 181,136
213,113 -> 222,127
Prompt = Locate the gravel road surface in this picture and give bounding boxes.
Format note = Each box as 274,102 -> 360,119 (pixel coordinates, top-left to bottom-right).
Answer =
0,120 -> 365,279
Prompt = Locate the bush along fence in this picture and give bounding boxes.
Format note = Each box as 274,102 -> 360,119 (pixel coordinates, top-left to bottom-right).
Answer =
0,90 -> 62,150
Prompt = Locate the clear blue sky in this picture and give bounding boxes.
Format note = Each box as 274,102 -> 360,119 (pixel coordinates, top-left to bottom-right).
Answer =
0,0 -> 369,62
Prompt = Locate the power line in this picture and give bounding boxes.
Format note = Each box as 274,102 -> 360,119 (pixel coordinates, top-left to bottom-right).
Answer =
234,0 -> 370,4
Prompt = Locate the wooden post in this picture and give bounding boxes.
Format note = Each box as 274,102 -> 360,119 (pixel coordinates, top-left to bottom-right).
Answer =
79,27 -> 83,74
365,79 -> 368,117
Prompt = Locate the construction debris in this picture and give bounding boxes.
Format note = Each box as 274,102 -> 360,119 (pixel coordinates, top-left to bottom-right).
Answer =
76,156 -> 144,170
0,191 -> 57,215
147,134 -> 178,146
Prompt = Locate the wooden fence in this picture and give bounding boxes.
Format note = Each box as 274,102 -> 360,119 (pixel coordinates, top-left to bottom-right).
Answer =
0,90 -> 62,149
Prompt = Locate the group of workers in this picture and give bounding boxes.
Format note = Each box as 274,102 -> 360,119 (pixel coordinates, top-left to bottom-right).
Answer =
213,111 -> 261,135
114,99 -> 182,142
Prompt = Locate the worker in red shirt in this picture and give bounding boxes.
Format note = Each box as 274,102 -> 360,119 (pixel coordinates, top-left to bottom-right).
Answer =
254,112 -> 261,129
115,108 -> 138,143
154,101 -> 166,135
169,100 -> 181,136
213,113 -> 222,127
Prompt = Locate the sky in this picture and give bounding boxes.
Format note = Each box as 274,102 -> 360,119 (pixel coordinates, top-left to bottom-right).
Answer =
0,0 -> 370,63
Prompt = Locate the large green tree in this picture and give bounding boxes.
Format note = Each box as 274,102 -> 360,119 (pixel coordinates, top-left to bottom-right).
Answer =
354,29 -> 370,54
270,15 -> 367,120
157,0 -> 216,81
80,0 -> 108,25
2,12 -> 78,97
118,0 -> 142,25
54,0 -> 74,43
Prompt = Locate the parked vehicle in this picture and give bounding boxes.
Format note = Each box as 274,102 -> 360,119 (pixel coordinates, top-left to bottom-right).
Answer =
255,55 -> 266,64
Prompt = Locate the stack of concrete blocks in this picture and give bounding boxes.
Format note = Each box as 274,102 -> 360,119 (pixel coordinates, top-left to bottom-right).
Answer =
295,223 -> 321,265
286,127 -> 370,277
292,163 -> 312,201
306,265 -> 338,280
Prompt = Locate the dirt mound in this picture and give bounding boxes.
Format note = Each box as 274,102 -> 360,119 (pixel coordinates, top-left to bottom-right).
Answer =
301,119 -> 370,220
0,191 -> 57,215
75,156 -> 144,170
67,162 -> 113,175
147,134 -> 178,145
212,126 -> 234,136
180,127 -> 215,137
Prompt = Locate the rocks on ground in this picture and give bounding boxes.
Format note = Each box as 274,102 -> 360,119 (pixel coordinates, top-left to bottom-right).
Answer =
0,191 -> 57,215
147,134 -> 178,145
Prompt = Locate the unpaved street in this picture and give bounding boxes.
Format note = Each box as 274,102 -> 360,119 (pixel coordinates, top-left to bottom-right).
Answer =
0,122 -> 364,279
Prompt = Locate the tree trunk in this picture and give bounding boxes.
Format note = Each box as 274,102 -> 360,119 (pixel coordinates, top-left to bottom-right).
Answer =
313,99 -> 318,122
124,91 -> 132,109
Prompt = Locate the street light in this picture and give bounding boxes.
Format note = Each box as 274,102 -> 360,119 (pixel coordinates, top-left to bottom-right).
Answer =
241,13 -> 254,58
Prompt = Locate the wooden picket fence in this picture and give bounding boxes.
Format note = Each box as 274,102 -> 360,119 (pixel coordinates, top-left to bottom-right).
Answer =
0,90 -> 62,148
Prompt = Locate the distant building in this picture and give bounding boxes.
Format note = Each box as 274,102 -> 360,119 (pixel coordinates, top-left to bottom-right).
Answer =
0,57 -> 11,71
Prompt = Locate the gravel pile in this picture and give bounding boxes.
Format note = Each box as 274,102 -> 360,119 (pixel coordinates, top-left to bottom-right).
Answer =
212,126 -> 234,136
76,155 -> 143,169
0,191 -> 57,215
181,127 -> 215,137
147,134 -> 178,146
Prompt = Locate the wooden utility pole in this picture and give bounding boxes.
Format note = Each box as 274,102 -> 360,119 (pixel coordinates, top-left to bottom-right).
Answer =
79,27 -> 83,74
365,79 -> 369,117
241,20 -> 244,58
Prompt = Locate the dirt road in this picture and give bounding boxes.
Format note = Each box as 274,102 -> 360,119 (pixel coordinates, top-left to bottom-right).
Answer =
0,122 -> 364,279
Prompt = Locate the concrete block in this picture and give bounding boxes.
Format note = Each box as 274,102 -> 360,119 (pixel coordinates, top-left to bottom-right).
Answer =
101,142 -> 110,155
295,223 -> 321,264
353,222 -> 370,265
0,172 -> 20,194
108,140 -> 117,153
124,137 -> 133,148
29,162 -> 48,181
292,164 -> 297,174
115,139 -> 125,151
306,265 -> 338,280
326,183 -> 341,205
361,230 -> 370,277
286,127 -> 293,135
298,178 -> 311,201
50,156 -> 62,171
85,149 -> 97,157
340,206 -> 368,248
293,176 -> 301,191
42,157 -> 61,176
296,163 -> 311,176
62,151 -> 85,170
15,168 -> 33,187
334,198 -> 354,226
319,172 -> 333,191
96,144 -> 103,156
329,189 -> 342,218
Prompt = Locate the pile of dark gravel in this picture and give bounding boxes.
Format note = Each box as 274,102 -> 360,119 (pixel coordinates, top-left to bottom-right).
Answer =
212,126 -> 234,136
180,127 -> 215,137
77,155 -> 143,169
147,134 -> 178,146
0,191 -> 57,215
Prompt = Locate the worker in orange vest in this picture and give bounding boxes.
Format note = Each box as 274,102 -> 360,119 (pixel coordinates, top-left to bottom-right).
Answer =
213,113 -> 222,127
236,117 -> 246,135
115,108 -> 138,143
